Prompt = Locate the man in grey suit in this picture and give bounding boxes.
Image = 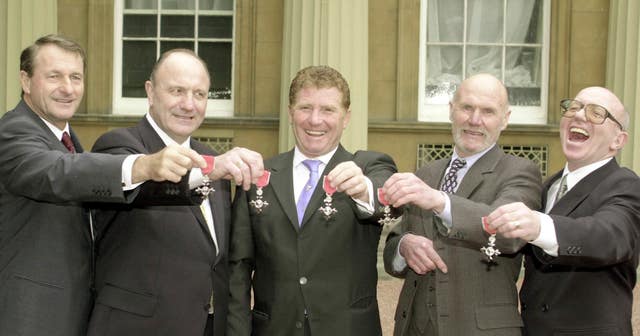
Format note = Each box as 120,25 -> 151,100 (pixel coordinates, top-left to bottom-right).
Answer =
382,73 -> 542,335
227,65 -> 398,335
486,87 -> 640,335
0,35 -> 208,336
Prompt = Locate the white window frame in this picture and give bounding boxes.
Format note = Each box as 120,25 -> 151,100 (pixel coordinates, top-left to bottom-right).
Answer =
112,0 -> 234,116
418,0 -> 550,124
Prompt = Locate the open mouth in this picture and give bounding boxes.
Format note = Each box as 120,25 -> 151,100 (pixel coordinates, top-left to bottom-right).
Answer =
568,127 -> 589,142
305,130 -> 326,137
463,129 -> 483,137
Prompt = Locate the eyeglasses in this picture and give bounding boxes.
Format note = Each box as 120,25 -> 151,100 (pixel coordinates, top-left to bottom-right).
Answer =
560,99 -> 624,130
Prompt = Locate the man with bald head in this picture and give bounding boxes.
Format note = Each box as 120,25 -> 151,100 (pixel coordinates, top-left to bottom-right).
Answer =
486,87 -> 640,335
87,49 -> 263,336
382,73 -> 542,335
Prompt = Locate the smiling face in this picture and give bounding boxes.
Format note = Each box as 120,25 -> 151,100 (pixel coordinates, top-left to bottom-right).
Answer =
449,74 -> 510,157
560,87 -> 628,171
20,44 -> 84,130
289,86 -> 350,158
146,51 -> 210,143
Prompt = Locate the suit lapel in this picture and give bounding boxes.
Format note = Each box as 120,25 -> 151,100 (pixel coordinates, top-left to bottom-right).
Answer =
300,146 -> 353,227
550,159 -> 619,216
269,150 -> 299,229
455,146 -> 503,198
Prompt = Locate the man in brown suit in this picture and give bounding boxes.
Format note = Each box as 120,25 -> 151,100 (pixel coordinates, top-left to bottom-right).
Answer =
382,74 -> 542,335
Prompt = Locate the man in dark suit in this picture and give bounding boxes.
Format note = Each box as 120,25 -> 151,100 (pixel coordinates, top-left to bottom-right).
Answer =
382,74 -> 542,335
227,65 -> 397,335
486,87 -> 640,335
86,49 -> 263,336
0,36 -> 208,336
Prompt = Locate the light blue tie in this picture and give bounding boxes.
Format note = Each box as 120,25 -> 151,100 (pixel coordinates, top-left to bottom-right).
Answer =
297,160 -> 321,226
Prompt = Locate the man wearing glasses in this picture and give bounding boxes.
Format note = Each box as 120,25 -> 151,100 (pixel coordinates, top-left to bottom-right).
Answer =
484,86 -> 640,335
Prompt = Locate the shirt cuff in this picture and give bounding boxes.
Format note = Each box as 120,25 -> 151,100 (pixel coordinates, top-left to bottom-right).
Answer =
435,192 -> 453,229
352,176 -> 375,215
122,154 -> 144,191
529,212 -> 559,256
392,234 -> 409,272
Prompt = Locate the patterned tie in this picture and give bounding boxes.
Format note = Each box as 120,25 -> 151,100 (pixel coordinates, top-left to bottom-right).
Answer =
553,174 -> 568,205
441,158 -> 466,193
61,131 -> 76,153
296,159 -> 321,226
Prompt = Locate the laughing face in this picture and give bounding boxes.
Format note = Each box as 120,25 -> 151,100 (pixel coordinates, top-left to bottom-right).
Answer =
289,86 -> 350,158
146,51 -> 210,143
20,44 -> 84,130
560,87 -> 628,171
449,74 -> 510,158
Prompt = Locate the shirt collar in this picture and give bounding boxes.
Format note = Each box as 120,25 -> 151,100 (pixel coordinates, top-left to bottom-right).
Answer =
452,143 -> 496,169
40,117 -> 70,141
146,113 -> 191,149
561,157 -> 613,190
293,146 -> 339,168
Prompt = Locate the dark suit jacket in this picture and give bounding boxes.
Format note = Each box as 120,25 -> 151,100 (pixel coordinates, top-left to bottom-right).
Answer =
0,100 -> 130,336
227,146 -> 397,336
520,158 -> 640,336
87,118 -> 231,336
384,146 -> 542,336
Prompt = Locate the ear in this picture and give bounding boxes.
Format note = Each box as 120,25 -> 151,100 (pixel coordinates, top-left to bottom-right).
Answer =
342,108 -> 351,129
501,109 -> 512,131
611,130 -> 628,151
20,71 -> 31,95
448,101 -> 454,122
145,80 -> 154,105
288,105 -> 294,124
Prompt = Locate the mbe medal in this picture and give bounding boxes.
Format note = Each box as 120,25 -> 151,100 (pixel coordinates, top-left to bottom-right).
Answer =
196,155 -> 215,200
377,188 -> 396,226
480,216 -> 501,262
249,171 -> 271,213
318,176 -> 338,220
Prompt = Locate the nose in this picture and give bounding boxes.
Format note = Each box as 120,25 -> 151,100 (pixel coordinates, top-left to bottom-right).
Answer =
468,108 -> 482,125
58,77 -> 74,94
180,92 -> 196,111
308,108 -> 322,125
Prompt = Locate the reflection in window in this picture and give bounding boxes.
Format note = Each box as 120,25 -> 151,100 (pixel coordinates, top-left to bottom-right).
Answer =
422,0 -> 548,117
119,0 -> 234,101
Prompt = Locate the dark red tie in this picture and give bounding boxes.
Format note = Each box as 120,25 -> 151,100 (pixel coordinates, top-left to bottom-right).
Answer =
61,131 -> 77,153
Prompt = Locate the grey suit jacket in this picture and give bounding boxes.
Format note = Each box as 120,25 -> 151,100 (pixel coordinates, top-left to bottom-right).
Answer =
87,118 -> 231,336
384,145 -> 542,336
0,100 -> 129,336
521,158 -> 640,336
227,146 -> 398,336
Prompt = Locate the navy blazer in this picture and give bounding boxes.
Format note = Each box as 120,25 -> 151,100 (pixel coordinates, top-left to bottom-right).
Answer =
87,118 -> 231,336
521,158 -> 640,336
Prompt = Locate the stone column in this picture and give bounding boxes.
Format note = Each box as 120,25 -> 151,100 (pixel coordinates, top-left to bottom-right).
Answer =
0,0 -> 57,113
278,0 -> 368,153
607,0 -> 640,173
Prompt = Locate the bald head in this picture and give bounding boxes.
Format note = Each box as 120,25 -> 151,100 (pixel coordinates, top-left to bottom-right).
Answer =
575,86 -> 628,130
453,74 -> 509,113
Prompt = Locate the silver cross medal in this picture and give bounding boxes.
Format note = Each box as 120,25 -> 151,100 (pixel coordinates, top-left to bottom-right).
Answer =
196,155 -> 216,200
480,216 -> 501,261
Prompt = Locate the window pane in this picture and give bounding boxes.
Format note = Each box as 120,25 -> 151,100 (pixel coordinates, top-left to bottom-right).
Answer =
125,0 -> 157,9
122,41 -> 156,97
199,16 -> 233,38
160,41 -> 194,53
200,0 -> 233,10
507,0 -> 541,43
506,46 -> 541,106
162,0 -> 195,10
161,15 -> 194,38
466,46 -> 502,77
426,0 -> 463,42
467,0 -> 503,43
426,45 -> 462,103
199,42 -> 232,99
123,15 -> 157,37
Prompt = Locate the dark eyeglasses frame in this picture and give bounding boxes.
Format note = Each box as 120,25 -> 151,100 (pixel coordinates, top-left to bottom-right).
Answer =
560,98 -> 624,130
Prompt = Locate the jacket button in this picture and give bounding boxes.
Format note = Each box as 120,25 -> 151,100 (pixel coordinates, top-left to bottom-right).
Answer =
428,286 -> 435,292
541,304 -> 549,312
299,277 -> 308,285
295,321 -> 303,329
402,311 -> 407,318
521,303 -> 527,310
